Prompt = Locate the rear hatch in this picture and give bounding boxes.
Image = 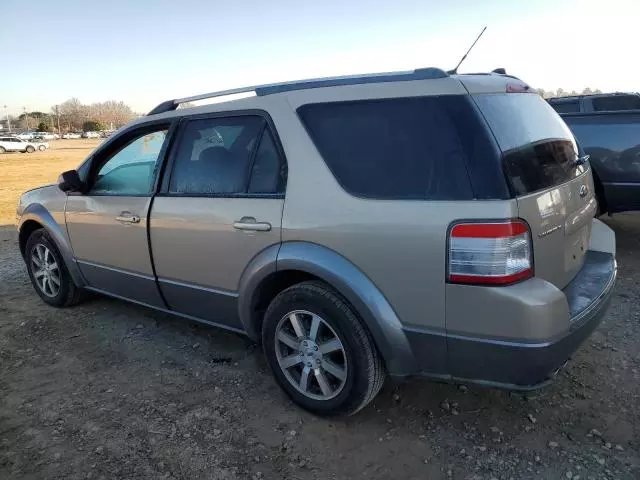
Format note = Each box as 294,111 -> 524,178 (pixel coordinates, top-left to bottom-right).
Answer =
473,92 -> 597,289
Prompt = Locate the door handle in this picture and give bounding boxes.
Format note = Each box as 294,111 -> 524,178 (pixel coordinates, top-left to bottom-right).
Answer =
115,213 -> 141,224
233,217 -> 271,232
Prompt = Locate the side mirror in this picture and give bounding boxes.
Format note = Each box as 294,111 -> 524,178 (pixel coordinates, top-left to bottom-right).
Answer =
58,170 -> 85,193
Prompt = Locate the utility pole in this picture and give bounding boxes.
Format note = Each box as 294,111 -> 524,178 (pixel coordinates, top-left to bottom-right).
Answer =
23,107 -> 29,130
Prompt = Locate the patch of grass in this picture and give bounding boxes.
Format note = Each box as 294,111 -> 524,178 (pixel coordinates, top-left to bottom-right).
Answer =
0,139 -> 101,224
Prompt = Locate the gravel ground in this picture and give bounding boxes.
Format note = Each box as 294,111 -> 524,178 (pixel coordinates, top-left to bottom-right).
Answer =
0,215 -> 638,480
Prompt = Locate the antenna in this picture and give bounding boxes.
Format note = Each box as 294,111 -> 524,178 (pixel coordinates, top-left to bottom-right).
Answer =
449,26 -> 487,74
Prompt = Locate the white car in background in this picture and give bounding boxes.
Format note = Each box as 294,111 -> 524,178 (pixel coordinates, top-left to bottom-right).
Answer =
82,131 -> 102,139
62,132 -> 82,139
0,136 -> 49,153
16,132 -> 36,140
33,131 -> 59,140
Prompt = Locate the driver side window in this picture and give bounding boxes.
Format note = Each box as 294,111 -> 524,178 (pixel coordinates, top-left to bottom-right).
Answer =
91,129 -> 168,195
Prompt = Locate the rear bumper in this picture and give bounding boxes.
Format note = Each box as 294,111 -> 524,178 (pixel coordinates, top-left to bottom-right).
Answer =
403,249 -> 616,389
447,251 -> 616,389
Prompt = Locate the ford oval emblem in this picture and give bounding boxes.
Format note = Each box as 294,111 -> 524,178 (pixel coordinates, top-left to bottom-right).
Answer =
579,184 -> 588,198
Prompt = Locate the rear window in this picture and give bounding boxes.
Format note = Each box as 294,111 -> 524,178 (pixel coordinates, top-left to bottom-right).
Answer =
474,93 -> 580,196
298,96 -> 481,200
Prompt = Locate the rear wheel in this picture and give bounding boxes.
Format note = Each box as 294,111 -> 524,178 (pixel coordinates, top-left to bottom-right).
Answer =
0,146 -> 5,154
591,169 -> 607,216
262,281 -> 385,416
25,229 -> 86,307
25,145 -> 35,153
38,145 -> 46,151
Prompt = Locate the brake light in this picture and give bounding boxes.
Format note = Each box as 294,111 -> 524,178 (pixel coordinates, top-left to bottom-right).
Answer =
506,83 -> 530,93
448,220 -> 532,285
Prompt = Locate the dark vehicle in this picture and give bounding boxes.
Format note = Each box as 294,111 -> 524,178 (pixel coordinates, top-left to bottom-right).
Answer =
560,110 -> 640,214
548,92 -> 640,114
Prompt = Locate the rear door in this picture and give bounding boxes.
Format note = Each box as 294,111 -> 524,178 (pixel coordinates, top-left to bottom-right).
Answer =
150,113 -> 286,329
473,92 -> 597,288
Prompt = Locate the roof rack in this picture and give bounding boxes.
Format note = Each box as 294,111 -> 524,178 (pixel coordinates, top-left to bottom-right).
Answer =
147,67 -> 449,115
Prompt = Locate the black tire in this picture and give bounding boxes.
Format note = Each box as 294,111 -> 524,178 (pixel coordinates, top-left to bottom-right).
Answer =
38,145 -> 46,151
25,228 -> 86,307
25,146 -> 35,153
0,146 -> 5,154
262,281 -> 385,416
591,169 -> 607,216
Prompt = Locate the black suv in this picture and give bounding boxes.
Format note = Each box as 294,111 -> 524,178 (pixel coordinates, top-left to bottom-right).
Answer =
549,93 -> 640,214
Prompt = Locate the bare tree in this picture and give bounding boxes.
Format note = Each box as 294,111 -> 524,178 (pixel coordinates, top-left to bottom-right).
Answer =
53,99 -> 135,132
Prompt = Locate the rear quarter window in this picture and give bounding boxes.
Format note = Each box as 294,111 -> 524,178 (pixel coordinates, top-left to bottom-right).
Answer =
297,96 -> 479,200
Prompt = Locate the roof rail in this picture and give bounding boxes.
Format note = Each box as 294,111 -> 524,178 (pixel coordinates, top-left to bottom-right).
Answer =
147,67 -> 449,115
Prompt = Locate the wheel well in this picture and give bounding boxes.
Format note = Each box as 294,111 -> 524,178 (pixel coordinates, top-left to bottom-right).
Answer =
19,220 -> 43,258
250,270 -> 321,340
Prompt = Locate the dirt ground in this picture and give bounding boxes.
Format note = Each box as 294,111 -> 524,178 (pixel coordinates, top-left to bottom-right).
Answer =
0,147 -> 638,479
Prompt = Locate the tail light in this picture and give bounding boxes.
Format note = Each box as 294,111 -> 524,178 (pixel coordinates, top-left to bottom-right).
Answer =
447,220 -> 533,285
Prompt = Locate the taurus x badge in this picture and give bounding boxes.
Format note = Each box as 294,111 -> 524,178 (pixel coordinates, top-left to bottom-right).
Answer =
579,184 -> 589,198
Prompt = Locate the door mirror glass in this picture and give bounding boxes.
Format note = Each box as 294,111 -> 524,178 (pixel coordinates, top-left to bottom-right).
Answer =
58,170 -> 85,193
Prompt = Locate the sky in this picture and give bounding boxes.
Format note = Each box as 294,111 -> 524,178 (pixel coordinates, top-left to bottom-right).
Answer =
1,0 -> 638,116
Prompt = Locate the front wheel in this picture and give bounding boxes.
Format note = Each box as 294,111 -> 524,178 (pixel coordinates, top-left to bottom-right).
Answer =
25,228 -> 86,307
38,145 -> 46,151
25,146 -> 35,153
262,281 -> 386,416
0,146 -> 5,154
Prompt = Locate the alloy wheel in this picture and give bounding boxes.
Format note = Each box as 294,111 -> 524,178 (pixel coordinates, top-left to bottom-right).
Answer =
274,310 -> 348,400
31,243 -> 60,297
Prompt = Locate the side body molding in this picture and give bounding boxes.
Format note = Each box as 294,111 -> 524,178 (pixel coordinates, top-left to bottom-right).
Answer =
19,203 -> 86,287
238,241 -> 419,375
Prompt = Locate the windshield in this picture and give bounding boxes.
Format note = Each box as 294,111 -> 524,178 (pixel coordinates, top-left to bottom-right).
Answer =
474,93 -> 581,196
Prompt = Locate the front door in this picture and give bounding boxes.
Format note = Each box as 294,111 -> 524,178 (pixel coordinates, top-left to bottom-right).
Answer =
150,114 -> 287,329
65,124 -> 172,306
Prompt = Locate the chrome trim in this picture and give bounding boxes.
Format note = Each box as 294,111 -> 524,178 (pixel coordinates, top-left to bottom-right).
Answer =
537,224 -> 562,239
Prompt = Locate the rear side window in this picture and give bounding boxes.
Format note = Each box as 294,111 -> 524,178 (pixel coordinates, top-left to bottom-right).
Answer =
549,99 -> 581,114
474,93 -> 580,196
169,116 -> 285,195
298,97 -> 476,200
592,95 -> 640,112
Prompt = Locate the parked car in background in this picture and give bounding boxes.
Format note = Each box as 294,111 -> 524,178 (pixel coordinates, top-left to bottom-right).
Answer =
33,132 -> 59,140
560,109 -> 640,214
16,68 -> 616,416
0,136 -> 49,153
16,132 -> 37,141
82,131 -> 101,139
62,132 -> 82,139
548,92 -> 640,114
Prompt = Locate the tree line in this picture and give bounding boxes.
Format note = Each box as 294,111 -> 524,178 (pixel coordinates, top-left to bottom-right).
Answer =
6,99 -> 137,133
535,87 -> 603,99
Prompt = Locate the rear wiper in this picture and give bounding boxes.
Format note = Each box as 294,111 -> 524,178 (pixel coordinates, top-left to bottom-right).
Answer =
573,154 -> 590,167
